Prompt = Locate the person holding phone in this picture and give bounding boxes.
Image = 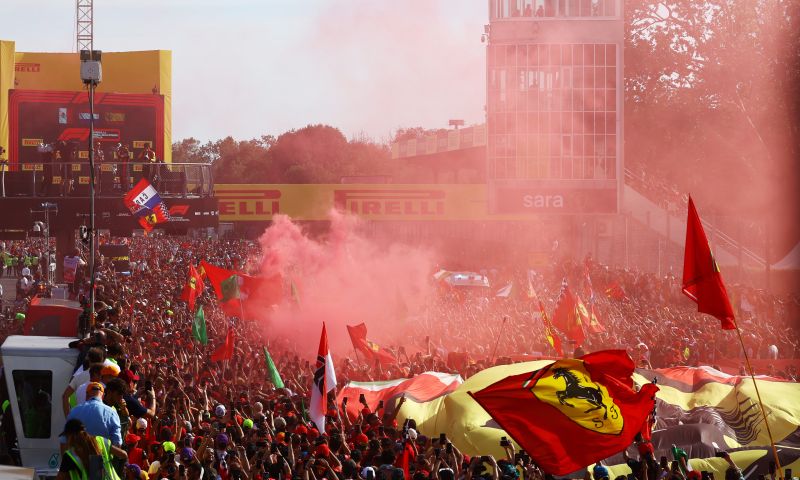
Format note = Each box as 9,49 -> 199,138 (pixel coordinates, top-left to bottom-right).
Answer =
716,451 -> 745,480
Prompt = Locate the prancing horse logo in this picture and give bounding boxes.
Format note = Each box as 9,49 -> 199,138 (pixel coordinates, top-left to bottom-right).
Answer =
553,368 -> 608,419
525,360 -> 623,435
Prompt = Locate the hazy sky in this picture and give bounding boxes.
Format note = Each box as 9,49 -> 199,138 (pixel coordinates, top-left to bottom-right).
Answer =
3,0 -> 487,143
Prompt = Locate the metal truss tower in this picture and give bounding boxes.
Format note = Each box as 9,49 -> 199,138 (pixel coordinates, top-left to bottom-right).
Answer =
76,0 -> 93,52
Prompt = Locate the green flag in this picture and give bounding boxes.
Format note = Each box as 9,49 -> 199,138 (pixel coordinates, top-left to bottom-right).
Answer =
220,275 -> 240,303
263,346 -> 285,388
192,305 -> 208,345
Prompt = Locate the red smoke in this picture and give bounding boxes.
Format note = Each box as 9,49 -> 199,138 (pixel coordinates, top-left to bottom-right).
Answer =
252,211 -> 435,356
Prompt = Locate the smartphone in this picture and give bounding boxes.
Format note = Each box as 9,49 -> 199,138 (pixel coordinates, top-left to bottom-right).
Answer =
480,456 -> 491,463
500,436 -> 510,447
446,443 -> 453,454
359,393 -> 366,404
144,380 -> 153,391
440,433 -> 447,444
785,469 -> 792,480
343,397 -> 348,405
434,448 -> 441,457
378,400 -> 384,409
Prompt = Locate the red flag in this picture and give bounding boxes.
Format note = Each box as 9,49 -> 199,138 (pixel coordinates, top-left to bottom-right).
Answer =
552,279 -> 576,333
200,260 -> 283,319
605,281 -> 627,301
470,350 -> 659,475
310,322 -> 337,432
538,300 -> 563,357
210,326 -> 235,362
553,280 -> 584,347
682,197 -> 736,330
347,323 -> 396,365
336,372 -> 462,421
179,264 -> 204,311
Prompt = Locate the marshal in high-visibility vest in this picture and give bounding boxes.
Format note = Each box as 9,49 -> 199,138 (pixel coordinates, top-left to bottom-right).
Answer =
59,419 -> 124,480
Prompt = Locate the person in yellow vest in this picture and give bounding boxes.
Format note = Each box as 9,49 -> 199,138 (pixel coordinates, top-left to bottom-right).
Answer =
58,418 -> 127,480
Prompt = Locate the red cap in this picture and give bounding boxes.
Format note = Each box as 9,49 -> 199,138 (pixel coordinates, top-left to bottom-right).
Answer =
294,425 -> 308,435
315,444 -> 331,457
120,370 -> 140,382
355,433 -> 368,445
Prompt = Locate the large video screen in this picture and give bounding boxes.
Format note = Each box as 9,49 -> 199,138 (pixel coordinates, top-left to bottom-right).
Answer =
8,89 -> 164,166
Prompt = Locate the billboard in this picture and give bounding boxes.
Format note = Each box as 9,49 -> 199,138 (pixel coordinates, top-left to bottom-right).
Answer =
8,89 -> 164,166
490,180 -> 618,214
215,183 -> 617,222
0,46 -> 172,163
99,244 -> 131,273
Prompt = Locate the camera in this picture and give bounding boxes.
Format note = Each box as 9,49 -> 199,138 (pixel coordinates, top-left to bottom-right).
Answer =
500,437 -> 510,447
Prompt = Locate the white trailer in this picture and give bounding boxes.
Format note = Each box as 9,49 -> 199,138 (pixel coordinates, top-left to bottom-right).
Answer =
1,335 -> 79,478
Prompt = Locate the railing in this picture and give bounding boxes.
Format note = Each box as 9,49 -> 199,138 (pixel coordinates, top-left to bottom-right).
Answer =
623,167 -> 766,269
0,161 -> 214,198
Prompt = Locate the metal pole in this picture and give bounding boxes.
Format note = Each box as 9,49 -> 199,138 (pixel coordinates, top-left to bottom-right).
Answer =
87,82 -> 96,334
624,214 -> 629,269
765,217 -> 771,292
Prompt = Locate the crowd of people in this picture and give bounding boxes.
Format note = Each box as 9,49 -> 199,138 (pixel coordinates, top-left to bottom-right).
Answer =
0,234 -> 796,479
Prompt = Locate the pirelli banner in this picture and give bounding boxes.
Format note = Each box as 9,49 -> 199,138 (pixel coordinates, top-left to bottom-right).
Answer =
215,183 -> 618,222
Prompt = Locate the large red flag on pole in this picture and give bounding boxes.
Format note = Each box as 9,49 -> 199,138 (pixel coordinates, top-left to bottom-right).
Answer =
681,196 -> 736,329
310,322 -> 337,432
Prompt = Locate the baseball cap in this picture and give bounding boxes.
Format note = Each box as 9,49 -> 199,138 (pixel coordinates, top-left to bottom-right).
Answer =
125,433 -> 141,444
593,465 -> 610,480
180,447 -> 195,462
315,444 -> 331,457
86,382 -> 105,395
59,419 -> 86,437
362,467 -> 376,480
136,418 -> 148,430
214,405 -> 226,417
163,441 -> 176,453
120,370 -> 140,382
216,433 -> 229,446
242,418 -> 254,429
101,364 -> 120,377
126,464 -> 142,478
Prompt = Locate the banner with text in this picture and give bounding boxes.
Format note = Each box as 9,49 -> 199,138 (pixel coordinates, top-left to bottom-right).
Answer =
215,183 -> 618,222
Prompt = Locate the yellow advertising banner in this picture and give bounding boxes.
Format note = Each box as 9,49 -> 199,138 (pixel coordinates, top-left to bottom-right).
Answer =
8,49 -> 173,162
0,40 -> 15,158
215,184 -> 528,222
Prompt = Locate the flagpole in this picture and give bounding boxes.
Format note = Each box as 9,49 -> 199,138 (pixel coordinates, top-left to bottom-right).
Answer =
732,324 -> 783,480
489,315 -> 508,364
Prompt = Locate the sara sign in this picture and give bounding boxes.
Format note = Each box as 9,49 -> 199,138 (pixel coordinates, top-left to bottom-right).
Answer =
492,181 -> 618,214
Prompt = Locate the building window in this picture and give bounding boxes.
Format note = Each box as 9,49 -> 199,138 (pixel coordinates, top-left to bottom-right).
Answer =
12,370 -> 52,439
488,43 -> 618,180
492,0 -> 617,18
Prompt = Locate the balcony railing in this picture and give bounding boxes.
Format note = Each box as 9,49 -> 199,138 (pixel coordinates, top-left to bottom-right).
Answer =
0,161 -> 214,198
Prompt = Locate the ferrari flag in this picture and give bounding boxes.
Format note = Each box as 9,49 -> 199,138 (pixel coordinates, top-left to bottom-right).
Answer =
180,264 -> 205,311
123,178 -> 170,232
470,350 -> 658,475
682,196 -> 736,329
347,323 -> 396,365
